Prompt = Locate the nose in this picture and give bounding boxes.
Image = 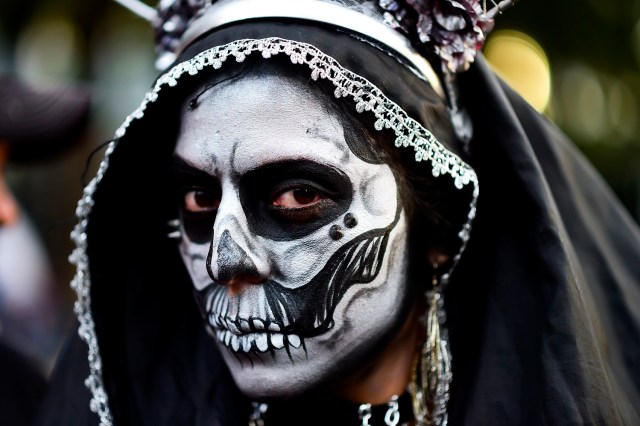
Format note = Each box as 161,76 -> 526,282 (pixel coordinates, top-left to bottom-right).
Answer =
207,229 -> 264,285
206,201 -> 269,287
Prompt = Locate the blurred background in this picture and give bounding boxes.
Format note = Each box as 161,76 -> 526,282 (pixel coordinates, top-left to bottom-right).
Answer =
0,0 -> 638,373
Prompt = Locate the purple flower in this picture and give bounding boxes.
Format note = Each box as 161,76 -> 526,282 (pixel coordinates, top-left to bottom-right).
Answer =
154,0 -> 213,57
380,0 -> 495,73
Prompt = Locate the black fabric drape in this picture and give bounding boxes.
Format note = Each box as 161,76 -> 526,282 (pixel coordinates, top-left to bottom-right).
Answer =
0,341 -> 47,426
444,57 -> 640,425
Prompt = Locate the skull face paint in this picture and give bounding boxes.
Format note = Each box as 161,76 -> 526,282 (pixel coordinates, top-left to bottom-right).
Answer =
174,72 -> 411,398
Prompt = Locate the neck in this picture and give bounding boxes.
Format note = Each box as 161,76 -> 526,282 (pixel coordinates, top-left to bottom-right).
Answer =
335,307 -> 420,405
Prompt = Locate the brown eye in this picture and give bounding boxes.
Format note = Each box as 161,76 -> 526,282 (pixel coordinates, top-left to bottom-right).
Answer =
271,187 -> 323,209
184,189 -> 220,213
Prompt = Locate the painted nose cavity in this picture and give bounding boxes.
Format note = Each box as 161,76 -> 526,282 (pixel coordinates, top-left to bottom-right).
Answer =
210,229 -> 259,281
206,220 -> 270,285
205,188 -> 270,284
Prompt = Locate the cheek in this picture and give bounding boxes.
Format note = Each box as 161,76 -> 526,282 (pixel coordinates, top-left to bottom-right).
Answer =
360,170 -> 399,217
310,213 -> 412,358
276,237 -> 333,283
178,239 -> 210,291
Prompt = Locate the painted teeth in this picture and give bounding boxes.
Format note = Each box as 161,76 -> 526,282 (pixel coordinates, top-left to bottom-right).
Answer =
230,334 -> 240,351
206,294 -> 214,312
241,335 -> 251,352
252,318 -> 265,330
267,322 -> 280,332
220,317 -> 229,329
227,320 -> 241,334
215,329 -> 302,353
270,333 -> 284,349
256,333 -> 269,352
239,318 -> 251,332
210,316 -> 299,354
209,315 -> 222,328
288,334 -> 301,348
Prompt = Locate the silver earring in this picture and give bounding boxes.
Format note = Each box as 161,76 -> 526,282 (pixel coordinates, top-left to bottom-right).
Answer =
248,402 -> 268,426
410,262 -> 452,426
167,218 -> 182,240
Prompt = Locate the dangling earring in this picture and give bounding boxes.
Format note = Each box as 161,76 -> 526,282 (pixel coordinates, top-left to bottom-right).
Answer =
167,218 -> 182,240
248,402 -> 268,426
410,262 -> 452,426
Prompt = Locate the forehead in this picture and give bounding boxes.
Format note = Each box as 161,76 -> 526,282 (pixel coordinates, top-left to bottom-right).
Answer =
174,74 -> 351,174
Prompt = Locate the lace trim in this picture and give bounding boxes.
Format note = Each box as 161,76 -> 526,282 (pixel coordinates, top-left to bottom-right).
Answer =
69,37 -> 479,425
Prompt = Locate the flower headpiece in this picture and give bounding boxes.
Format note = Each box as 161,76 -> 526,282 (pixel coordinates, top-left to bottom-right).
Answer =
381,0 -> 507,73
117,0 -> 517,74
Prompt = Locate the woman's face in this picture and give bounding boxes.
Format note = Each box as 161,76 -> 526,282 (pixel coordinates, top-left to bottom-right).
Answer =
174,73 -> 411,398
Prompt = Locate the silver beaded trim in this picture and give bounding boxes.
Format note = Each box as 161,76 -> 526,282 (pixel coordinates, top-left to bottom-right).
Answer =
68,37 -> 479,425
69,141 -> 116,426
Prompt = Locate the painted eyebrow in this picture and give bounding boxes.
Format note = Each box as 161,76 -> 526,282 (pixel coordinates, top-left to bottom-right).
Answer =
171,155 -> 217,182
243,159 -> 338,179
240,159 -> 353,197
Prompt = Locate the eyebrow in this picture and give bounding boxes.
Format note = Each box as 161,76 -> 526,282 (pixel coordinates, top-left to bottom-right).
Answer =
171,155 -> 217,182
241,159 -> 353,198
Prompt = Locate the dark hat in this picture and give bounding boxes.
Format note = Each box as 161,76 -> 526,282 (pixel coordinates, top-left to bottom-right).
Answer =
0,75 -> 91,162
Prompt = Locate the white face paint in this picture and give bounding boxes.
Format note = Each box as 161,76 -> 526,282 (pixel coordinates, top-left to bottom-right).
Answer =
174,73 -> 410,398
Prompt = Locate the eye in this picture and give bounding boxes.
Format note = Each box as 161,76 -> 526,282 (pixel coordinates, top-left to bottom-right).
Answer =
267,183 -> 335,224
271,187 -> 323,209
183,189 -> 220,213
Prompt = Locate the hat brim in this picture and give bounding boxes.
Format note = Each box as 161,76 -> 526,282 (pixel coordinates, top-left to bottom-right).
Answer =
0,76 -> 91,162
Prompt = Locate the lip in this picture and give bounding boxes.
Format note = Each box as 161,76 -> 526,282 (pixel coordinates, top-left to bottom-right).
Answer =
208,314 -> 303,353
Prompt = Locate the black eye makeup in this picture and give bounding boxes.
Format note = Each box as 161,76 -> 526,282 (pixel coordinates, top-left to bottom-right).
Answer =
240,160 -> 353,241
172,156 -> 353,243
267,179 -> 336,223
183,188 -> 221,213
172,156 -> 221,244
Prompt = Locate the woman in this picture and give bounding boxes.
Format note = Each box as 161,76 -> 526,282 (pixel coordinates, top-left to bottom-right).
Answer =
39,1 -> 640,425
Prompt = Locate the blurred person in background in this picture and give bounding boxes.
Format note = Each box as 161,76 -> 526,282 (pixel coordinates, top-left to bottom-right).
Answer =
0,74 -> 91,425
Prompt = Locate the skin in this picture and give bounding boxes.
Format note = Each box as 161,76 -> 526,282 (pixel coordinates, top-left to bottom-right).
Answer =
174,73 -> 422,402
0,141 -> 19,227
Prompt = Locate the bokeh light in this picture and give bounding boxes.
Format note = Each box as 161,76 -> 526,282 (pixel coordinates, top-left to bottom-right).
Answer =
14,15 -> 83,82
557,64 -> 609,143
608,80 -> 638,141
484,30 -> 551,113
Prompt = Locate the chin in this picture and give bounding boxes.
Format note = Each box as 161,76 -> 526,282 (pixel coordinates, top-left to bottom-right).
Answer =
218,340 -> 328,399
